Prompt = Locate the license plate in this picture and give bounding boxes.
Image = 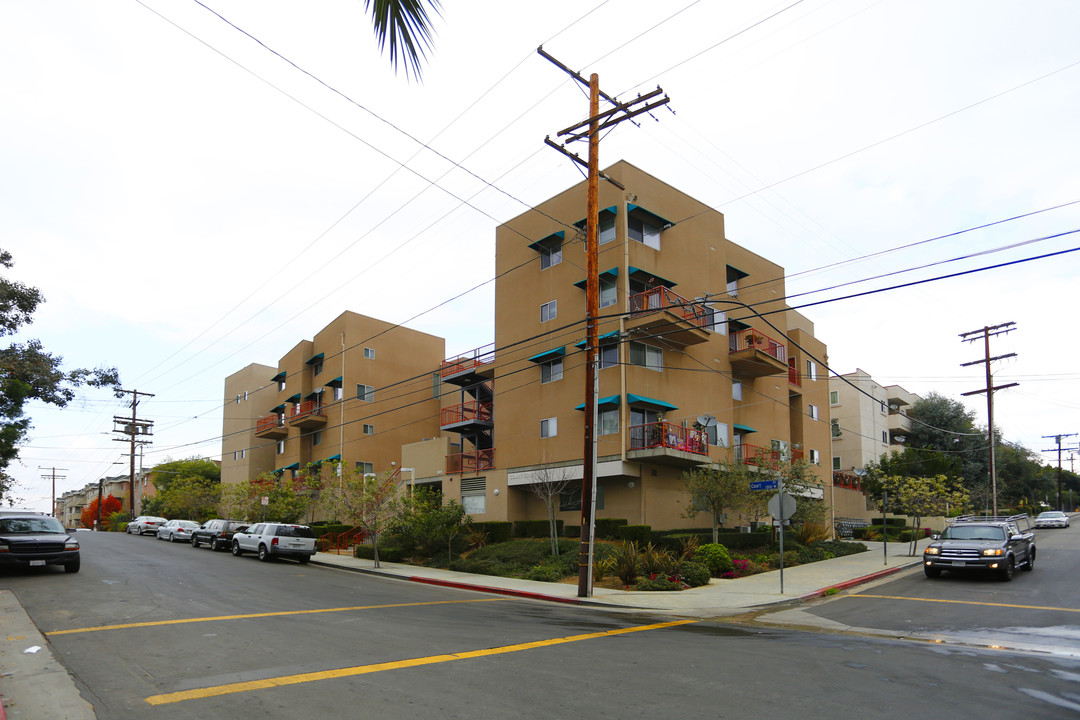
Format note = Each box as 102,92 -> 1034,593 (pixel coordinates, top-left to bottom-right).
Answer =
953,561 -> 965,568
29,560 -> 46,567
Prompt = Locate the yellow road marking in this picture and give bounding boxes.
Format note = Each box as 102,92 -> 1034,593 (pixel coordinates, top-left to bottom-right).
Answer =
47,598 -> 505,636
849,594 -> 1080,613
145,619 -> 696,706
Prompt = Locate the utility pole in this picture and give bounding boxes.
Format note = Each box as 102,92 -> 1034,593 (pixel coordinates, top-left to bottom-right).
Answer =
1041,433 -> 1078,512
539,46 -> 670,598
960,323 -> 1017,516
113,389 -> 154,519
39,466 -> 67,518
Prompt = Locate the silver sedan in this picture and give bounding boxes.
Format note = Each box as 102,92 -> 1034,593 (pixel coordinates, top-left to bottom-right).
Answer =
1034,511 -> 1070,529
156,519 -> 201,542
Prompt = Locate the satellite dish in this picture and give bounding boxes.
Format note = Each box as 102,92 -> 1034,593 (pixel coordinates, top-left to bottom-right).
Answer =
697,415 -> 716,427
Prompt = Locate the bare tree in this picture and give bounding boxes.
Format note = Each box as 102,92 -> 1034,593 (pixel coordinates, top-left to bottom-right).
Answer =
321,465 -> 400,567
523,463 -> 576,557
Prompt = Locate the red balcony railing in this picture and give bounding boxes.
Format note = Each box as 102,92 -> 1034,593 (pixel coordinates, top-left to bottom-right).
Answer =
447,449 -> 495,473
441,344 -> 495,379
291,400 -> 323,420
441,401 -> 493,426
730,328 -> 786,363
833,472 -> 862,490
256,413 -> 285,434
629,422 -> 709,455
629,287 -> 709,329
733,443 -> 804,466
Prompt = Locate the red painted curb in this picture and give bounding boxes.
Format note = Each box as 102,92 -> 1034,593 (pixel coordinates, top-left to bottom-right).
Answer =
1,694 -> 6,720
408,576 -> 584,605
800,561 -> 919,601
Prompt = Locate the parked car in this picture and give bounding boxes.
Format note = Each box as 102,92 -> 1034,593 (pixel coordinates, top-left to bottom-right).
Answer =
0,512 -> 80,573
1034,511 -> 1070,529
231,523 -> 317,563
156,519 -> 200,542
191,519 -> 249,551
127,516 -> 167,535
923,514 -> 1035,581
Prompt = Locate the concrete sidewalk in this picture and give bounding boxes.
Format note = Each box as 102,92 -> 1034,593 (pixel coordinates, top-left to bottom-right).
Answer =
310,538 -> 933,618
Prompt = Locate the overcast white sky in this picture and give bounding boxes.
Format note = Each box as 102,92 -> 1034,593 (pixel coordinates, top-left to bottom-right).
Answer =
3,0 -> 1078,512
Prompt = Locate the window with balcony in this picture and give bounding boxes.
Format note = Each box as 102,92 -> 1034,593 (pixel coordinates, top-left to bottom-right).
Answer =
357,384 -> 374,402
541,358 -> 563,384
629,341 -> 662,371
540,300 -> 557,323
540,417 -> 557,438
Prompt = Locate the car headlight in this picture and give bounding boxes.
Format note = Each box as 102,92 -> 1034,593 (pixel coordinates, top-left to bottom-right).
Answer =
924,547 -> 940,555
982,548 -> 1004,556
64,538 -> 79,551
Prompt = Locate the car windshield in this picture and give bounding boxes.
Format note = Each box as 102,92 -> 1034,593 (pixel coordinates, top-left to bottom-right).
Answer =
941,526 -> 1006,541
1038,512 -> 1064,519
0,517 -> 67,534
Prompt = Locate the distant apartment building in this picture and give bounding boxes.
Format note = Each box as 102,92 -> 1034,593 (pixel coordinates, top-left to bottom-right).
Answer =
401,161 -> 835,531
829,368 -> 921,480
222,311 -> 445,486
56,475 -> 131,528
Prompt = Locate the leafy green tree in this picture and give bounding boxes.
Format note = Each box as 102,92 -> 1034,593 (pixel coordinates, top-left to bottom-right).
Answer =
156,476 -> 221,522
905,392 -> 989,488
682,462 -> 755,542
320,464 -> 400,567
386,486 -> 470,561
0,250 -> 121,505
875,474 -> 969,555
220,473 -> 320,523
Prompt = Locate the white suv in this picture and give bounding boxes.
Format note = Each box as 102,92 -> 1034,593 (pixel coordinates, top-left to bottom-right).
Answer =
231,523 -> 317,563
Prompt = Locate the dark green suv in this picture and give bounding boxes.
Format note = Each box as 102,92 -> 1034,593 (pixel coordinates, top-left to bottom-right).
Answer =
191,519 -> 249,551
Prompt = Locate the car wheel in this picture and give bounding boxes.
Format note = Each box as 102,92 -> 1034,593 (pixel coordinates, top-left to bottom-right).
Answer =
258,545 -> 272,562
232,541 -> 243,557
169,533 -> 177,543
1023,547 -> 1035,571
191,537 -> 199,548
65,557 -> 81,573
211,539 -> 221,551
924,566 -> 941,579
1000,557 -> 1015,581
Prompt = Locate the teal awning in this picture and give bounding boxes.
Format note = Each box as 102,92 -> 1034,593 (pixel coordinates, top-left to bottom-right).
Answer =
628,266 -> 677,288
574,267 -> 618,290
734,423 -> 757,433
627,204 -> 675,229
575,395 -> 621,411
325,377 -> 343,388
270,404 -> 285,414
626,393 -> 678,411
326,454 -> 341,462
527,346 -> 566,363
305,353 -> 324,365
528,230 -> 565,252
279,462 -> 300,472
304,389 -> 324,400
286,393 -> 302,403
573,205 -> 617,229
574,330 -> 620,349
271,371 -> 286,382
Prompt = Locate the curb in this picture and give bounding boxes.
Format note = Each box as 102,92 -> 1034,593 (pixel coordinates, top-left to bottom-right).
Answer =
799,558 -> 922,601
407,576 -> 586,605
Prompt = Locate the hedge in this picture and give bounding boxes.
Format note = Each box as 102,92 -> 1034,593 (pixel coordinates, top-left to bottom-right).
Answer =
617,524 -> 652,545
472,521 -> 513,544
869,518 -> 908,527
595,518 -> 628,539
353,545 -> 406,562
513,519 -> 563,538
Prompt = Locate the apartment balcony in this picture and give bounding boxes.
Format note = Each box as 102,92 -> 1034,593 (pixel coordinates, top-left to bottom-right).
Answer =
441,401 -> 494,433
447,448 -> 495,474
625,287 -> 710,347
441,344 -> 495,387
627,421 -> 711,468
733,443 -> 804,467
287,400 -> 327,429
729,328 -> 788,378
255,413 -> 289,439
833,472 -> 863,491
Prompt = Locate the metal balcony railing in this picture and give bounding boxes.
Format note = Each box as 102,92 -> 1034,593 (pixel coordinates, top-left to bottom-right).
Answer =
256,413 -> 285,434
441,401 -> 493,426
629,287 -> 709,329
447,449 -> 495,473
291,400 -> 323,420
441,344 -> 495,379
629,421 -> 709,455
730,328 -> 787,363
733,443 -> 804,466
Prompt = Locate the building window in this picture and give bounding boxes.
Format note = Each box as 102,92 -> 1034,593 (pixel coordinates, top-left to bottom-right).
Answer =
432,372 -> 441,399
356,461 -> 373,475
364,424 -> 375,436
333,386 -> 343,402
278,378 -> 286,391
560,484 -> 604,511
277,440 -> 285,454
806,360 -> 818,381
541,358 -> 563,384
810,449 -> 820,465
726,266 -> 747,297
599,212 -> 615,245
808,404 -> 819,421
540,300 -> 557,323
732,382 -> 742,401
880,401 -> 887,415
540,243 -> 562,270
313,360 -> 323,376
460,476 -> 486,515
357,384 -> 374,402
709,421 -> 729,448
628,215 -> 660,250
233,451 -> 239,460
235,394 -> 241,404
600,343 -> 618,369
882,430 -> 888,444
540,417 -> 557,438
702,304 -> 726,334
829,390 -> 839,405
600,275 -> 617,308
363,347 -> 375,359
628,341 -> 662,371
831,419 -> 841,438
833,456 -> 842,471
241,449 -> 246,459
599,407 -> 619,435
312,431 -> 322,446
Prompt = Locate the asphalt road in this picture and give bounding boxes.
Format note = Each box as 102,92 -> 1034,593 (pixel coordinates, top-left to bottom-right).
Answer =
4,531 -> 1080,719
802,524 -> 1080,654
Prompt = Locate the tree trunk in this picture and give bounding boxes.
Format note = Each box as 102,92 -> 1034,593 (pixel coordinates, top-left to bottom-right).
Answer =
712,515 -> 719,544
548,502 -> 559,557
372,517 -> 380,568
